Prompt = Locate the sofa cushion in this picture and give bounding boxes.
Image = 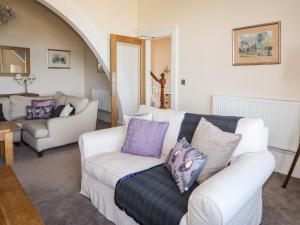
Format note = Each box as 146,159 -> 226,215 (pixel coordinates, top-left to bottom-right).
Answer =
54,91 -> 67,107
0,97 -> 12,120
10,95 -> 52,120
232,118 -> 265,159
191,118 -> 241,183
121,119 -> 169,158
85,152 -> 166,189
178,113 -> 242,143
65,96 -> 88,114
23,120 -> 49,138
138,105 -> 186,156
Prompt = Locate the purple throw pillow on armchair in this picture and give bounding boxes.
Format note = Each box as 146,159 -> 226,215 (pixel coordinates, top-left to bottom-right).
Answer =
165,137 -> 208,193
31,99 -> 56,108
121,118 -> 169,158
26,106 -> 53,120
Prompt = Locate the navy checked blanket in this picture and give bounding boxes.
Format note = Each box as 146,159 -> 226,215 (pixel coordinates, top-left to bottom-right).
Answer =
114,165 -> 198,225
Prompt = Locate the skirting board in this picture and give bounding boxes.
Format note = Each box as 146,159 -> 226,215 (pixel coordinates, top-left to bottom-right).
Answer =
270,147 -> 300,178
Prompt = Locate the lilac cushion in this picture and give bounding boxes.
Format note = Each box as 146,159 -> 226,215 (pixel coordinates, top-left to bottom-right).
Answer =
32,99 -> 56,108
165,137 -> 208,193
121,118 -> 169,158
26,106 -> 53,120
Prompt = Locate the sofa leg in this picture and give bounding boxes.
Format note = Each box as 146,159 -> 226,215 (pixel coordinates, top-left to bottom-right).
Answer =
14,141 -> 21,147
37,151 -> 44,158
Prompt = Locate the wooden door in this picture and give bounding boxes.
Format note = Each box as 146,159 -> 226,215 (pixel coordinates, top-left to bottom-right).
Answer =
110,34 -> 146,127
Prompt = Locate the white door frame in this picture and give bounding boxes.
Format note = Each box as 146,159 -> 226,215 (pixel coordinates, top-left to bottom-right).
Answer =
139,26 -> 178,110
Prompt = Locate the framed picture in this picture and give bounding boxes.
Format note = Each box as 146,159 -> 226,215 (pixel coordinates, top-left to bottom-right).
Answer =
232,21 -> 281,65
48,49 -> 70,69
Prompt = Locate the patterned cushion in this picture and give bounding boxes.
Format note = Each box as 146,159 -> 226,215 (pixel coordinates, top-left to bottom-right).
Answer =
121,118 -> 169,158
26,106 -> 53,120
191,118 -> 242,183
32,99 -> 56,108
165,137 -> 208,193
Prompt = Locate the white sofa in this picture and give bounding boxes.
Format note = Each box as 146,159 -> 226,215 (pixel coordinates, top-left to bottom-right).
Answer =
0,92 -> 98,157
79,106 -> 275,225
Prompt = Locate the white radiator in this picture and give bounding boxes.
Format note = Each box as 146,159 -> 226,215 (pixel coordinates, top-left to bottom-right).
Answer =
212,95 -> 300,152
91,88 -> 111,112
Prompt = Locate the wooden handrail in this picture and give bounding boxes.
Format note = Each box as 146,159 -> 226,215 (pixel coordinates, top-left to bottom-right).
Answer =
150,71 -> 167,109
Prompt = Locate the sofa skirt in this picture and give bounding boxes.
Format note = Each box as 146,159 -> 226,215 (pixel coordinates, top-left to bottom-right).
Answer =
80,171 -> 262,225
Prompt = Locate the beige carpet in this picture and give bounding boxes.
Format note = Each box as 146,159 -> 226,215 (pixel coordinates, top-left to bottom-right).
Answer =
1,143 -> 299,225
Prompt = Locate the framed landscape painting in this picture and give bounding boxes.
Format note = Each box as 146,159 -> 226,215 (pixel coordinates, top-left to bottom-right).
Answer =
48,49 -> 71,69
232,22 -> 281,65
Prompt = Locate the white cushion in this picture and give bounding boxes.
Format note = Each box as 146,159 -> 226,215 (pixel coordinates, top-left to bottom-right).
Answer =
85,152 -> 166,189
23,120 -> 49,138
65,96 -> 88,114
0,97 -> 12,120
123,113 -> 152,128
138,105 -> 186,155
232,118 -> 265,159
59,104 -> 74,117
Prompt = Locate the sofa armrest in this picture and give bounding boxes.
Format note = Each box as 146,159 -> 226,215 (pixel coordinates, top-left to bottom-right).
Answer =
47,101 -> 98,140
79,126 -> 125,161
188,150 -> 275,225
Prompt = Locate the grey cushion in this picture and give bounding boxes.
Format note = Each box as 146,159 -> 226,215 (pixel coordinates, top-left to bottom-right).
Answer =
23,120 -> 49,138
191,118 -> 241,183
65,96 -> 88,114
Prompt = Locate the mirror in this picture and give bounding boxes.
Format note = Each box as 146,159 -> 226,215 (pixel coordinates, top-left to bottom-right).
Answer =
0,45 -> 30,76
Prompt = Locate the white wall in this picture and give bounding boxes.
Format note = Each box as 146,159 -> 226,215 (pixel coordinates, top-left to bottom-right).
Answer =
0,0 -> 87,96
84,46 -> 109,98
138,0 -> 300,177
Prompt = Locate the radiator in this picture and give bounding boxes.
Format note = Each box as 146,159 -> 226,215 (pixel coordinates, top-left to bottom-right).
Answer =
91,88 -> 111,112
212,95 -> 300,152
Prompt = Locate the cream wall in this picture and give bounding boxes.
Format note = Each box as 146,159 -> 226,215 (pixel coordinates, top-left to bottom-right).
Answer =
84,46 -> 109,98
138,0 -> 300,114
0,0 -> 87,96
138,0 -> 300,177
72,0 -> 138,71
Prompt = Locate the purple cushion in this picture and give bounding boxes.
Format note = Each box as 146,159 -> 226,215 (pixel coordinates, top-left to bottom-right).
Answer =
121,118 -> 169,158
165,137 -> 208,193
26,106 -> 53,120
32,99 -> 56,108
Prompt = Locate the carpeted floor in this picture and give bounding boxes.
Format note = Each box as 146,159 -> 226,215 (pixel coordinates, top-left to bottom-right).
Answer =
1,142 -> 300,225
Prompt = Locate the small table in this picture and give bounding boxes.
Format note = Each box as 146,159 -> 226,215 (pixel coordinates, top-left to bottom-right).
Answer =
0,166 -> 44,225
0,122 -> 21,165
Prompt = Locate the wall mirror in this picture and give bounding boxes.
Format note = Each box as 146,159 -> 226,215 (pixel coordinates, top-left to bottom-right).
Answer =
0,45 -> 30,76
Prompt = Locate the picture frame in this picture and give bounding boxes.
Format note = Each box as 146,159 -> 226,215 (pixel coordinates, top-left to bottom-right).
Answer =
232,21 -> 281,65
48,49 -> 71,69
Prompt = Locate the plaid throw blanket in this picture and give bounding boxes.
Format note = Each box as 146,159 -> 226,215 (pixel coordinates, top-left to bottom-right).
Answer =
115,165 -> 198,225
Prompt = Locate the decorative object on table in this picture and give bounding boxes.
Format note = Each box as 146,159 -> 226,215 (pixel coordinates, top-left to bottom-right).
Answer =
232,21 -> 281,65
0,2 -> 16,25
0,45 -> 30,76
48,49 -> 70,69
282,138 -> 300,188
15,74 -> 36,94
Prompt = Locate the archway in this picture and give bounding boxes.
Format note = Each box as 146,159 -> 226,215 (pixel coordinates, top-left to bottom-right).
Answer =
37,0 -> 110,76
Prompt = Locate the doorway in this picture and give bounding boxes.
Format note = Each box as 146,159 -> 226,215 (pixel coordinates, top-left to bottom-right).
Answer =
110,34 -> 146,127
150,37 -> 172,109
